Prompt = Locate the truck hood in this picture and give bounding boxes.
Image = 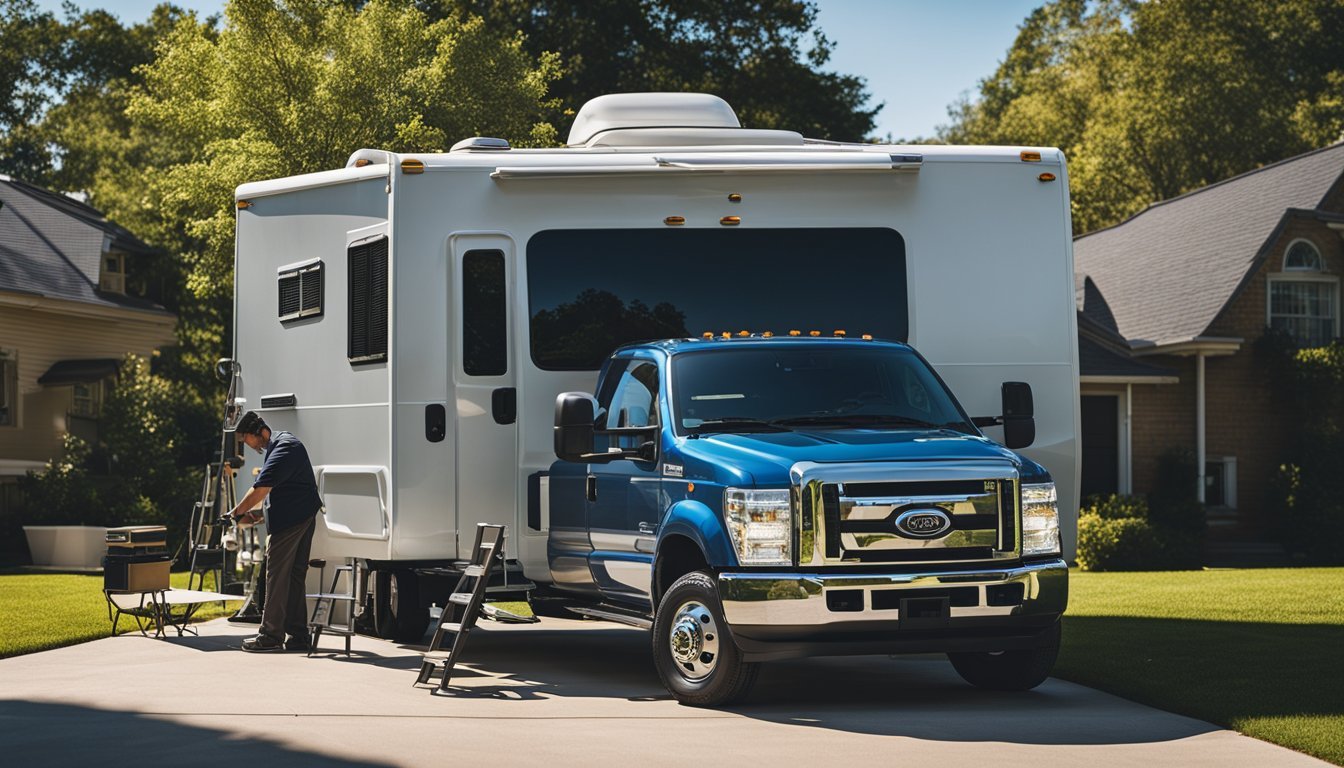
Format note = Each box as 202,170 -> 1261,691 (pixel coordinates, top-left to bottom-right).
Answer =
675,428 -> 1047,485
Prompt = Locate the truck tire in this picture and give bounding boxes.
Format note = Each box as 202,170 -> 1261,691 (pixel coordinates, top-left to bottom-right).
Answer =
652,570 -> 758,706
947,620 -> 1061,691
373,569 -> 429,643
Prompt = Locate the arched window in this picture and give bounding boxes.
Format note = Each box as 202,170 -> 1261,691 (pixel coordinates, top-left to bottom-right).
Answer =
1284,239 -> 1324,271
1269,239 -> 1337,346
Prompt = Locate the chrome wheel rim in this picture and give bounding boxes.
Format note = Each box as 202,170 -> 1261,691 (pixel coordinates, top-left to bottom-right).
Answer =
668,600 -> 719,681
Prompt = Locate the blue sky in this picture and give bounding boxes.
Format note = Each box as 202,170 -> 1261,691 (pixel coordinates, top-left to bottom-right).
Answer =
38,0 -> 1041,139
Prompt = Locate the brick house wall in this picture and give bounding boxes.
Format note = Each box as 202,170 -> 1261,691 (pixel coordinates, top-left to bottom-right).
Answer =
1127,207 -> 1344,528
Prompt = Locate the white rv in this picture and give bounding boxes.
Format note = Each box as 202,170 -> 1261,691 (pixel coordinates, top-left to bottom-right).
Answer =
232,93 -> 1078,702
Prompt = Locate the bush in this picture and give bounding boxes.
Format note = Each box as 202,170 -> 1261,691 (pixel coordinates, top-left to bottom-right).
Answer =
1076,513 -> 1166,571
1076,489 -> 1203,570
1274,438 -> 1344,565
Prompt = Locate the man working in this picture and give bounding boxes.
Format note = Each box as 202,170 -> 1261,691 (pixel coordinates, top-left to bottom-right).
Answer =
228,411 -> 323,652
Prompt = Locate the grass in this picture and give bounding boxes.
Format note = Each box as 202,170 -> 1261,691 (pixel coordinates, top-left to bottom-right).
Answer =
0,571 -> 238,658
1057,568 -> 1344,765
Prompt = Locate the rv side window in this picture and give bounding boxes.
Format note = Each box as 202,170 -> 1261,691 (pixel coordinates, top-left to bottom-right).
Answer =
348,236 -> 388,364
462,249 -> 507,376
278,261 -> 323,321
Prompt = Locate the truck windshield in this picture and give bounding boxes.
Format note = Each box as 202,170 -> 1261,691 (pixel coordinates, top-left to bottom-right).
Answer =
671,346 -> 971,435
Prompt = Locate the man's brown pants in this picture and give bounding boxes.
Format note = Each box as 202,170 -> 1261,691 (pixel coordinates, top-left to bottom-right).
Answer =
259,515 -> 316,644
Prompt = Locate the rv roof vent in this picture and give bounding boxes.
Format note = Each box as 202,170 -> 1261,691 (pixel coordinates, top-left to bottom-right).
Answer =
568,93 -> 741,147
450,136 -> 511,152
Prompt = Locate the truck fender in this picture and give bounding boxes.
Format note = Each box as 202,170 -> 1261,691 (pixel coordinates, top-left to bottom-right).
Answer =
658,499 -> 738,569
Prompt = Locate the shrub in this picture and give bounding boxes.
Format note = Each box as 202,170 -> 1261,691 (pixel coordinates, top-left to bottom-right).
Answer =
1083,493 -> 1149,520
1076,513 -> 1166,571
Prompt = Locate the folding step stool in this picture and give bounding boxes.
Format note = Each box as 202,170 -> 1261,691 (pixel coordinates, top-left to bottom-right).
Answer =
307,557 -> 358,656
415,523 -> 506,692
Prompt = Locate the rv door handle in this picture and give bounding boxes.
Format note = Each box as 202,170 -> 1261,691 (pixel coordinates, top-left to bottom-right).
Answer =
586,474 -> 597,502
492,387 -> 517,425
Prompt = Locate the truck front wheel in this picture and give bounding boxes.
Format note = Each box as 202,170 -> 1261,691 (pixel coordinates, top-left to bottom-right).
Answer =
652,571 -> 758,706
947,620 -> 1061,691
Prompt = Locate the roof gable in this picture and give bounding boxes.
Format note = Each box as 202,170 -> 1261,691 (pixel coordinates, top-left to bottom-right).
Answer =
1074,142 -> 1344,347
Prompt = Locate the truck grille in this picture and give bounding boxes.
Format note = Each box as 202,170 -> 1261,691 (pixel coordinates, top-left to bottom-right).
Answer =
796,463 -> 1019,566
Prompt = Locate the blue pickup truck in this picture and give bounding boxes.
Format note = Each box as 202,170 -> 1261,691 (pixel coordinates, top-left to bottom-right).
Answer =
544,335 -> 1068,706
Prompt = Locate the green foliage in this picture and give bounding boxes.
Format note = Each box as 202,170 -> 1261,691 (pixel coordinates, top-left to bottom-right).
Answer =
432,0 -> 878,141
942,0 -> 1344,234
1076,485 -> 1203,571
16,434 -> 101,526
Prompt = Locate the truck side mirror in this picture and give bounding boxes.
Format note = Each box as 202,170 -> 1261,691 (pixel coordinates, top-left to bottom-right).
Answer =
1000,381 -> 1035,450
554,392 -> 597,463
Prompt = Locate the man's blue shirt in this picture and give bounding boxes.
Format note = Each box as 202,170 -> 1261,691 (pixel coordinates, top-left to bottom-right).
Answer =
254,431 -> 322,534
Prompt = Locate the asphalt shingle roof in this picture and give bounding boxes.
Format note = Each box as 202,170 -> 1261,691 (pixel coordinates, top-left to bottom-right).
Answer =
0,177 -> 169,315
1073,143 -> 1344,347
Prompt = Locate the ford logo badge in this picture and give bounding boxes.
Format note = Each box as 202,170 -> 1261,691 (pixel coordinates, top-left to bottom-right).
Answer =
894,508 -> 952,538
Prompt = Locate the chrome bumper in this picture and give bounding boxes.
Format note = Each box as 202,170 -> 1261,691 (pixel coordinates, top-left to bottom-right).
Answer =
717,559 -> 1067,627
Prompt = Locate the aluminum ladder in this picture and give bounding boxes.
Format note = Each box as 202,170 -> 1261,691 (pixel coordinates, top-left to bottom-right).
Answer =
414,523 -> 507,692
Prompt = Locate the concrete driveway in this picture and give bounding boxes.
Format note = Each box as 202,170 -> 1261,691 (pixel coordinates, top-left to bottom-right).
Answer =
0,616 -> 1328,767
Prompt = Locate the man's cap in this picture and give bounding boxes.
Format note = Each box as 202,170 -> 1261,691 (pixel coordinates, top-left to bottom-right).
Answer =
236,410 -> 267,436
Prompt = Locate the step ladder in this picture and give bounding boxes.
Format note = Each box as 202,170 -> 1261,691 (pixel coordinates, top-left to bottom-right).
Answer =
307,558 -> 358,656
415,523 -> 507,692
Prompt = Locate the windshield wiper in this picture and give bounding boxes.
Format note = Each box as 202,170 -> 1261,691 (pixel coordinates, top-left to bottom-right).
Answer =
688,417 -> 791,434
771,414 -> 958,430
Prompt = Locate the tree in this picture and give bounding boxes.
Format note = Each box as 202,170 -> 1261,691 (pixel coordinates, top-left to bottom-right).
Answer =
941,0 -> 1344,234
429,0 -> 878,141
0,0 -> 70,181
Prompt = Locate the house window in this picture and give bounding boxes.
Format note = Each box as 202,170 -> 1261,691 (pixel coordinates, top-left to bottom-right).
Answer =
71,381 -> 102,418
1205,456 -> 1237,510
348,236 -> 388,364
278,261 -> 324,321
0,349 -> 16,427
1268,240 -> 1338,347
99,251 -> 126,294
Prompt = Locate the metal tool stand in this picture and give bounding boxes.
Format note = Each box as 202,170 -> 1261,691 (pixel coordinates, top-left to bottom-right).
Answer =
307,558 -> 359,656
104,589 -> 168,637
415,523 -> 506,692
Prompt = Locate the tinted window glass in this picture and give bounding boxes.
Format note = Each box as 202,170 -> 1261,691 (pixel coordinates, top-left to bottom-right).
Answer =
671,346 -> 968,434
463,249 -> 507,376
605,361 -> 659,429
527,229 -> 906,370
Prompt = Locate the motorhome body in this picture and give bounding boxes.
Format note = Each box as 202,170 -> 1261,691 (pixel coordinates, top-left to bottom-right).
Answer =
231,93 -> 1079,647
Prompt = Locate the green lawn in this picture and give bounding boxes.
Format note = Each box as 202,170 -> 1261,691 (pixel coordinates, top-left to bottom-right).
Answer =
0,571 -> 238,658
1057,568 -> 1344,765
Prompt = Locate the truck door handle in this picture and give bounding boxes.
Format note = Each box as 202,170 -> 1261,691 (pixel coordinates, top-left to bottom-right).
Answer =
586,474 -> 597,502
492,387 -> 516,425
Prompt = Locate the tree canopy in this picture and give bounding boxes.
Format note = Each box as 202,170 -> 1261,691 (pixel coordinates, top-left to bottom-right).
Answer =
942,0 -> 1344,234
429,0 -> 878,141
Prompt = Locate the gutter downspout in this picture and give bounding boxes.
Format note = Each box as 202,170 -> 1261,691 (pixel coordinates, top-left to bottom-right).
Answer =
1195,352 -> 1206,504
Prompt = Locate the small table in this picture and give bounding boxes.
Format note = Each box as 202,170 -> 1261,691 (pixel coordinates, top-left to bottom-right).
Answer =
106,588 -> 242,637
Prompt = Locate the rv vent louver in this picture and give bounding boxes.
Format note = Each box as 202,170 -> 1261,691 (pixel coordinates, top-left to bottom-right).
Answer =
278,261 -> 323,321
348,236 -> 389,364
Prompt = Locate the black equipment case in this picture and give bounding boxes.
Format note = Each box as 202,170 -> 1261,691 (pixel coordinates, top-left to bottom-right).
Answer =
104,526 -> 170,592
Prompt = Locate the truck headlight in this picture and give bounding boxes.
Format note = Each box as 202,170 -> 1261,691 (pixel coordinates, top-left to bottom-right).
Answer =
724,488 -> 792,566
1021,482 -> 1061,556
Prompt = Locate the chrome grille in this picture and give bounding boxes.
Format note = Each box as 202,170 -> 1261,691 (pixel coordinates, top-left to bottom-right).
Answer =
794,461 -> 1020,566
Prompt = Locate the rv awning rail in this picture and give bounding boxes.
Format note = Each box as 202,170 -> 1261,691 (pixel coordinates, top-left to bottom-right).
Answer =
490,152 -> 921,179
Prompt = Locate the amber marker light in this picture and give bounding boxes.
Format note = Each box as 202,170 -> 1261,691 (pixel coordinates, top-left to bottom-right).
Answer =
664,216 -> 686,226
701,332 -> 714,339
809,330 -> 821,337
1038,172 -> 1057,182
722,332 -> 732,339
687,483 -> 695,492
728,193 -> 742,203
400,158 -> 425,174
834,330 -> 846,337
738,330 -> 750,337
762,331 -> 774,338
1020,151 -> 1042,162
354,158 -> 373,168
720,216 -> 741,226
236,200 -> 253,210
862,334 -> 873,341
789,330 -> 802,337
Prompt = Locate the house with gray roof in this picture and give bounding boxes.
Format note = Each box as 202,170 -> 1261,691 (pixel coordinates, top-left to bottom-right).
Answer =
0,176 -> 176,495
1074,142 -> 1344,535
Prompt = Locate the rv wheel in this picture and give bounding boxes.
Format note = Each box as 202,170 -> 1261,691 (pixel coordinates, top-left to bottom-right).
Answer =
652,571 -> 758,707
373,569 -> 429,643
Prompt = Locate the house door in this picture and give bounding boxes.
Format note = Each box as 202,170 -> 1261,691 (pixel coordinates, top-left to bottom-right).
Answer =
1080,395 -> 1119,500
451,237 -> 518,558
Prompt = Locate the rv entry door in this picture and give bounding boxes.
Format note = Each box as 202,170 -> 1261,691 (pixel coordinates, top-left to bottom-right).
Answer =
451,235 -> 518,558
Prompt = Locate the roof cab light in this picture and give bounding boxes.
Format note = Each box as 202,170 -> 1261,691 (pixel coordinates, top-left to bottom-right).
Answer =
1020,151 -> 1042,162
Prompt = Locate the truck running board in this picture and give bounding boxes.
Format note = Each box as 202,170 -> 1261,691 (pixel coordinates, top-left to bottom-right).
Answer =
414,524 -> 507,693
565,605 -> 653,630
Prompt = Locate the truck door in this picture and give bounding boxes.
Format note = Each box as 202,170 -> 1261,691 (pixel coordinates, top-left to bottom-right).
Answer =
587,356 -> 663,608
451,237 -> 518,557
